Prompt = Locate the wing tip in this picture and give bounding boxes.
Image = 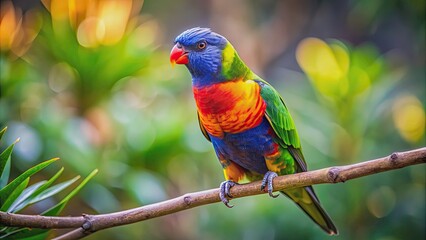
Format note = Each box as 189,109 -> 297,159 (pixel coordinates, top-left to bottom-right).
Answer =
325,224 -> 339,236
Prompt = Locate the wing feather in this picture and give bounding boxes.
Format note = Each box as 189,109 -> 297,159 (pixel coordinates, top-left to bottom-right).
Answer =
257,80 -> 307,172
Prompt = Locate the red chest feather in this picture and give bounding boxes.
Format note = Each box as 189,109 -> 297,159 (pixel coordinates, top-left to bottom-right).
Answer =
193,80 -> 266,137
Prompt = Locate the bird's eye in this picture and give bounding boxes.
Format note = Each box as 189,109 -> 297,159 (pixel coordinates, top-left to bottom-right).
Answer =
197,41 -> 207,50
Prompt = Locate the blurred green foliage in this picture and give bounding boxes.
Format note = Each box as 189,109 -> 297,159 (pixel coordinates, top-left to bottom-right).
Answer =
0,127 -> 97,239
0,0 -> 425,240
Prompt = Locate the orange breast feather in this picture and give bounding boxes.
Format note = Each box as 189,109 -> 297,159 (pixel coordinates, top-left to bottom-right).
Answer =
193,79 -> 266,138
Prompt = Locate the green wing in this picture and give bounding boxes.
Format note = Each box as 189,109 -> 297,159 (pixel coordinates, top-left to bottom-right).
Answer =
257,80 -> 307,172
258,80 -> 338,235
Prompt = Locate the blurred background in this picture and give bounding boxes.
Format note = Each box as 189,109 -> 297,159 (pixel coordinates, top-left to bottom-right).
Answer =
0,0 -> 425,239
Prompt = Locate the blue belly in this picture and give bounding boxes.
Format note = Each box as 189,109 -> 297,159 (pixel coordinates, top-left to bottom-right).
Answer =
210,118 -> 275,174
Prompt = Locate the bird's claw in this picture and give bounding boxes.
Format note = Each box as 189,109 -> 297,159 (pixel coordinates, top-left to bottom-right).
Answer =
219,180 -> 237,208
260,171 -> 279,198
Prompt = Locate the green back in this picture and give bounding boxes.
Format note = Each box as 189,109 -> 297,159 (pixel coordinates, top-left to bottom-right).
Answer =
257,80 -> 307,172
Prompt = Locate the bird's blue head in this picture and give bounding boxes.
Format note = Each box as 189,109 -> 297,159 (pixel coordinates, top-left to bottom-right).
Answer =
170,27 -> 228,86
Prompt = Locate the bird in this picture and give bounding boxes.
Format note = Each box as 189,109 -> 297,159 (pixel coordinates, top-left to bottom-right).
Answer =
170,27 -> 338,235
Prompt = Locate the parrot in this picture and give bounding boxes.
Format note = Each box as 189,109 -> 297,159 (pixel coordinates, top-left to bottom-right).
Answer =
170,27 -> 338,235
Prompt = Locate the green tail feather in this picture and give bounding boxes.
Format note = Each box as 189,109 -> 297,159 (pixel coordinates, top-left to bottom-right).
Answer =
281,187 -> 338,235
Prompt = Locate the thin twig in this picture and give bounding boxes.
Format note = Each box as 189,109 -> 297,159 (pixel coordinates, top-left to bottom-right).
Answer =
0,147 -> 425,240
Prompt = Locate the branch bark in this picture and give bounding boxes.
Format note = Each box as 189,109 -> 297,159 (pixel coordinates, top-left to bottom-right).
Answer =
1,147 -> 425,240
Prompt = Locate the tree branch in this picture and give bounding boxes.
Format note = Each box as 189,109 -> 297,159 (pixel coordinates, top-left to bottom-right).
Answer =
1,147 -> 425,240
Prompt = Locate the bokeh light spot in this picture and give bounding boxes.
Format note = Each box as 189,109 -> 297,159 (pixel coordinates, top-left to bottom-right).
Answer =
0,1 -> 20,51
296,38 -> 351,97
6,122 -> 42,164
97,0 -> 132,45
48,62 -> 76,92
77,17 -> 104,48
392,95 -> 425,143
367,186 -> 396,218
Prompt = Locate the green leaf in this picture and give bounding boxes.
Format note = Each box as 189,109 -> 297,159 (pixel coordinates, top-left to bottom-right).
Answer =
28,167 -> 64,201
0,158 -> 11,189
30,175 -> 80,204
42,169 -> 98,216
3,168 -> 68,213
0,227 -> 31,239
10,167 -> 66,213
1,228 -> 47,240
7,181 -> 46,213
0,158 -> 59,205
0,127 -> 7,142
4,169 -> 98,240
0,139 -> 18,180
0,177 -> 29,212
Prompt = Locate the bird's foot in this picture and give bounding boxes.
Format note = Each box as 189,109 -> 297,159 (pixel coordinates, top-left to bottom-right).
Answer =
219,180 -> 237,208
260,171 -> 279,198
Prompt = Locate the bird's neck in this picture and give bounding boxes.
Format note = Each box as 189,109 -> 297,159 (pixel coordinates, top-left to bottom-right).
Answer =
191,42 -> 253,88
220,42 -> 252,80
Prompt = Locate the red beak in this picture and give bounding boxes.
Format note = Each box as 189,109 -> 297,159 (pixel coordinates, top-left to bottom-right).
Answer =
170,44 -> 189,65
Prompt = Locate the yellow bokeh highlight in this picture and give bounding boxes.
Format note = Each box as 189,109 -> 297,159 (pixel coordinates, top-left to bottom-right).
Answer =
392,95 -> 425,143
330,43 -> 350,76
367,186 -> 396,218
97,0 -> 132,45
68,0 -> 96,29
128,19 -> 160,50
77,17 -> 105,48
0,1 -> 20,51
349,66 -> 371,95
42,0 -> 141,48
48,0 -> 69,21
296,38 -> 350,98
0,1 -> 41,56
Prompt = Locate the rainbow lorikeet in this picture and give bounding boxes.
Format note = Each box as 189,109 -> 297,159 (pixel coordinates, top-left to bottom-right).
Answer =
170,27 -> 338,235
